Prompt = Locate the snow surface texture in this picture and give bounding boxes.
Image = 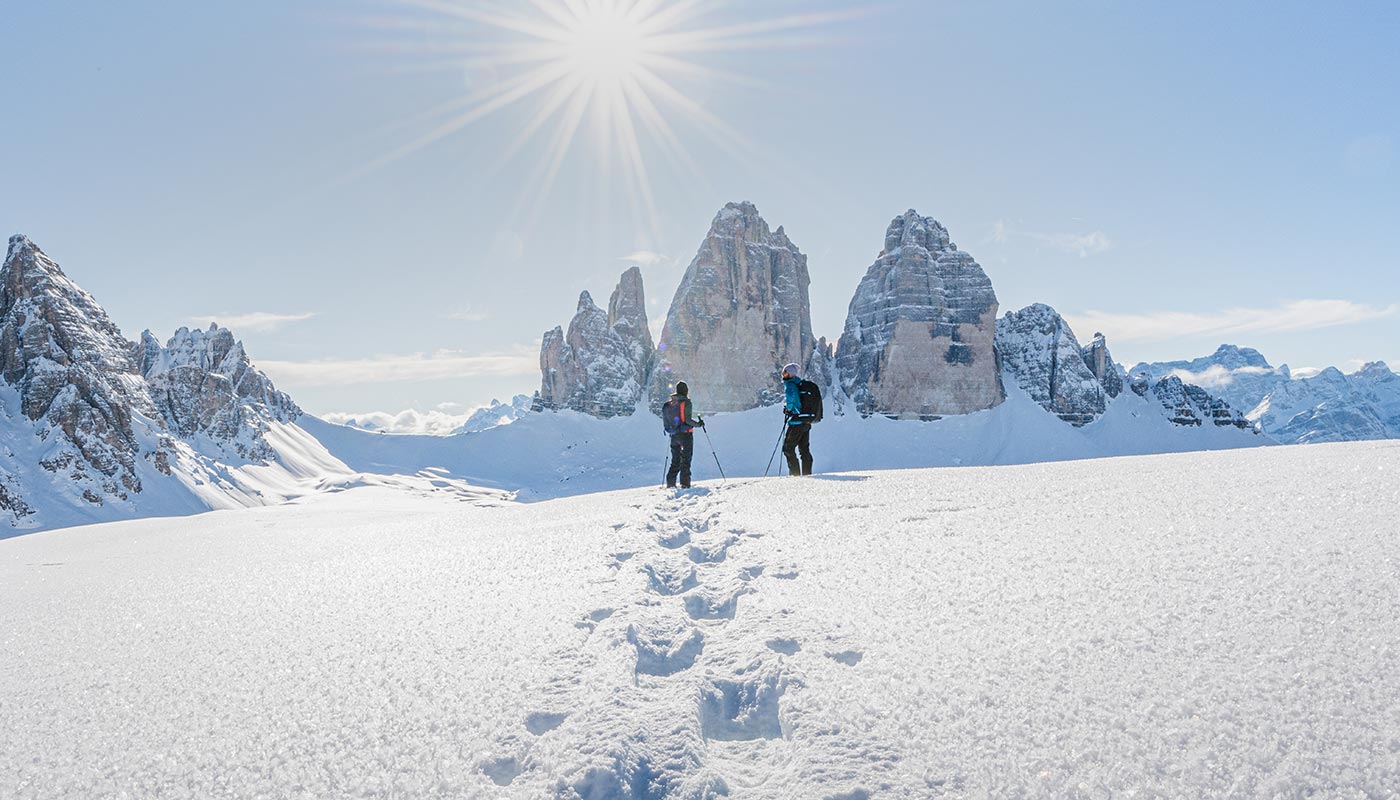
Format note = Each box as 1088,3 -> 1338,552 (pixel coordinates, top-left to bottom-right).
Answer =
304,378 -> 1261,503
3,442 -> 1398,797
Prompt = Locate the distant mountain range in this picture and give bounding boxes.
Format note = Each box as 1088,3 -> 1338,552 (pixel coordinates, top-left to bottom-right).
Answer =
2,204 -> 1390,533
1131,345 -> 1399,444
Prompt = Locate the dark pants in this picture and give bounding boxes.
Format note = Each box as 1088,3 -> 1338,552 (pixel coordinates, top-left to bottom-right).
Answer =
667,432 -> 694,488
783,424 -> 813,476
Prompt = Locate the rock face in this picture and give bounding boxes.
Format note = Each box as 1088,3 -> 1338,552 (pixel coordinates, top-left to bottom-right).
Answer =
0,235 -> 160,506
537,267 -> 653,417
1132,375 -> 1253,430
1,234 -> 309,529
1081,332 -> 1124,399
140,325 -> 301,461
835,210 -> 1003,419
996,304 -> 1105,426
652,202 -> 814,412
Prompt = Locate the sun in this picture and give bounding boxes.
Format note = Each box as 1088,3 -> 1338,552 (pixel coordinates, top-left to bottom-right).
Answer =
561,4 -> 647,82
357,1 -> 859,235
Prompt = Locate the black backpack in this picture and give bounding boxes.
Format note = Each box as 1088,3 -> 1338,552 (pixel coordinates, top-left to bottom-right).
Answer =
661,398 -> 689,436
796,380 -> 823,423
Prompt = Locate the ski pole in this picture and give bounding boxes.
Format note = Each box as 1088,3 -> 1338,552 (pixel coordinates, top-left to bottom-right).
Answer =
763,420 -> 786,477
701,425 -> 726,482
662,456 -> 669,488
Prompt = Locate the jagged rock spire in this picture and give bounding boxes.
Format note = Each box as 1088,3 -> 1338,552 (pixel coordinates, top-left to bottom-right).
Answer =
651,202 -> 815,412
537,269 -> 653,417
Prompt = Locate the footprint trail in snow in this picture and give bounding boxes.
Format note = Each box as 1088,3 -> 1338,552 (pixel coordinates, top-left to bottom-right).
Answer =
480,485 -> 891,798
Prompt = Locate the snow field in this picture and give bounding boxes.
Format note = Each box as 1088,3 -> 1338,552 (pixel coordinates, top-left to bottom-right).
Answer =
3,442 -> 1399,797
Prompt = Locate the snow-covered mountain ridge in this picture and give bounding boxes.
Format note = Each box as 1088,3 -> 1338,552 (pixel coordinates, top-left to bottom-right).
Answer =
1132,345 -> 1400,444
5,442 -> 1396,797
0,235 -> 499,533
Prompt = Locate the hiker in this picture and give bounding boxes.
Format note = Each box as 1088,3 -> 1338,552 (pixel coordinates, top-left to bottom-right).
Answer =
781,363 -> 818,476
662,381 -> 704,489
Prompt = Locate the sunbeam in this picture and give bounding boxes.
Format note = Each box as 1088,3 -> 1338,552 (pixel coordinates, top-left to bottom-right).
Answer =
355,0 -> 861,238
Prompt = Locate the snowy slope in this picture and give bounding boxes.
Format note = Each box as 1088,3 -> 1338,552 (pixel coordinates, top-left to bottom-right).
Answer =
303,381 -> 1264,501
3,442 -> 1397,797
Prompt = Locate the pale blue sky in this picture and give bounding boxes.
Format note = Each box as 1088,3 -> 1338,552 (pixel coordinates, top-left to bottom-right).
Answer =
3,1 -> 1396,416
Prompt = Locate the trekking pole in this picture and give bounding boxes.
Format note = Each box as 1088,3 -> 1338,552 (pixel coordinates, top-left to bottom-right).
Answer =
763,420 -> 786,478
662,456 -> 669,488
700,425 -> 726,483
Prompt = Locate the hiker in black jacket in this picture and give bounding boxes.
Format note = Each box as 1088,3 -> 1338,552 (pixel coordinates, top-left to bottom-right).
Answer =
781,363 -> 815,476
662,381 -> 704,489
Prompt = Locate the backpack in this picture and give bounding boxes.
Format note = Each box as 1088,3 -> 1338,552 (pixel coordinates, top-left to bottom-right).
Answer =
661,398 -> 689,436
796,380 -> 823,423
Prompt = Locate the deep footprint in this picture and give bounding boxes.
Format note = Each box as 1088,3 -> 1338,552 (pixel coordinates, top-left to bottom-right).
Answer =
826,650 -> 864,666
700,672 -> 786,741
645,563 -> 699,596
683,588 -> 748,621
525,711 -> 569,735
480,756 -> 523,786
766,638 -> 801,656
687,535 -> 736,564
628,623 -> 705,676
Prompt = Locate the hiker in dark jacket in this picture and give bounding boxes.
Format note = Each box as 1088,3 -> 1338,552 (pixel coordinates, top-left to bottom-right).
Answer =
663,381 -> 704,489
781,363 -> 814,476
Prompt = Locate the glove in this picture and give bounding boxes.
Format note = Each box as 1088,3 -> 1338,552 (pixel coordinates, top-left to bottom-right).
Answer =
697,418 -> 706,428
783,409 -> 794,420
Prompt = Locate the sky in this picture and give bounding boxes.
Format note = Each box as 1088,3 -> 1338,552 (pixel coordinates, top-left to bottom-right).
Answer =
3,1 -> 1397,422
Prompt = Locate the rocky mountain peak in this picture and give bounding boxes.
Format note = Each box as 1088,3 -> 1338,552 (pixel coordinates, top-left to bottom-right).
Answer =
1,235 -> 159,508
141,324 -> 300,462
1210,344 -> 1272,370
652,202 -> 814,411
997,303 -> 1105,426
883,209 -> 952,255
537,269 -> 654,418
1081,331 -> 1124,399
835,210 -> 1002,419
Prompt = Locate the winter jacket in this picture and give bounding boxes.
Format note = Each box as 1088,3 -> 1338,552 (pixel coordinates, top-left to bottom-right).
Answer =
783,377 -> 805,426
668,394 -> 702,435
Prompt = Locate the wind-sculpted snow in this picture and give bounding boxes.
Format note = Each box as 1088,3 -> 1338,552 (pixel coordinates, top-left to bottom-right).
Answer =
836,210 -> 1003,419
4,443 -> 1398,796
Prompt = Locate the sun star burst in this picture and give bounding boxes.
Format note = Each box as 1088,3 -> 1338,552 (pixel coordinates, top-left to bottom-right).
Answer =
357,0 -> 857,238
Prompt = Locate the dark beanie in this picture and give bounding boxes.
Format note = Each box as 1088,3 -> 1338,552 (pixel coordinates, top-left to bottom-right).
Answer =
675,381 -> 689,397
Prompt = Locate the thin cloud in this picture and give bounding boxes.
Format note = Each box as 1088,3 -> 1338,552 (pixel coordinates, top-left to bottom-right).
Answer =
257,347 -> 537,387
447,308 -> 491,322
191,311 -> 316,333
990,221 -> 1112,257
621,250 -> 673,267
1069,300 -> 1399,344
320,408 -> 473,436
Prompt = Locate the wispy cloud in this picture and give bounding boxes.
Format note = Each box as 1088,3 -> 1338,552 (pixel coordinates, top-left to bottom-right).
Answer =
191,311 -> 316,333
257,347 -> 537,387
320,408 -> 473,436
991,221 -> 1113,257
621,250 -> 673,268
447,308 -> 491,322
1069,300 -> 1398,344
